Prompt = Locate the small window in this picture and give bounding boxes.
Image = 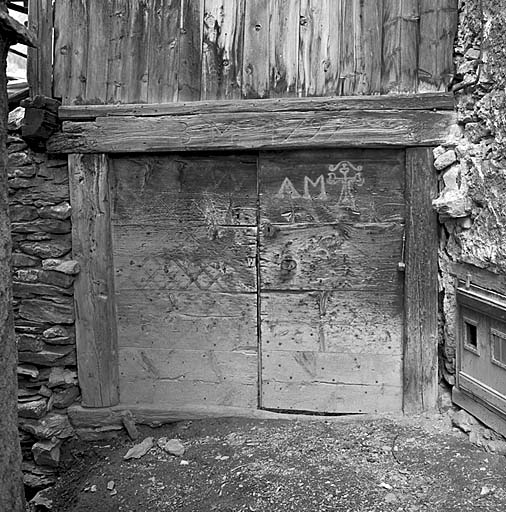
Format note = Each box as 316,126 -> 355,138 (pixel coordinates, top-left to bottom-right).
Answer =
491,329 -> 506,369
463,317 -> 479,355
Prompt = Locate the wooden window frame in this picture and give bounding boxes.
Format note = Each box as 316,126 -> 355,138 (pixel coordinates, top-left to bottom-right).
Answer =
491,328 -> 506,370
63,94 -> 450,415
462,315 -> 480,356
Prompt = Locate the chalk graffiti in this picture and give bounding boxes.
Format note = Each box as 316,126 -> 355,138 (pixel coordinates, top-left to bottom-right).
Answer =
275,161 -> 365,209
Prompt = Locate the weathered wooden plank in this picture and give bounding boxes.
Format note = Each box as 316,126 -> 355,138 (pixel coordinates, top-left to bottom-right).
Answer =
453,387 -> 506,439
243,0 -> 269,98
69,403 -> 382,426
48,109 -> 457,153
269,0 -> 299,97
113,224 -> 257,292
106,0 -> 127,103
110,154 -> 258,226
120,0 -> 149,103
52,0 -> 72,101
418,0 -> 458,92
382,0 -> 419,93
260,222 -> 403,291
338,0 -> 357,95
201,0 -> 221,100
403,147 -> 438,413
202,0 -> 245,100
298,0 -> 333,96
355,0 -> 384,94
85,0 -> 111,103
116,290 -> 257,351
178,0 -> 202,101
259,149 -> 405,225
262,351 -> 401,386
53,0 -> 88,104
110,153 -> 257,225
58,93 -> 456,120
120,378 -> 257,408
147,0 -> 179,103
261,291 -> 402,355
69,154 -> 119,407
261,381 -> 402,413
27,0 -> 53,97
119,348 -> 257,384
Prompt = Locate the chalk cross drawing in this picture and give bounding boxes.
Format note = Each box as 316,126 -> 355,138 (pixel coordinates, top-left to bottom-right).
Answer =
275,161 -> 365,209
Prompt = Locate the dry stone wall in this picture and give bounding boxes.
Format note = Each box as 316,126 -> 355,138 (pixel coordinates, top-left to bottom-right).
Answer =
8,108 -> 79,494
436,0 -> 506,384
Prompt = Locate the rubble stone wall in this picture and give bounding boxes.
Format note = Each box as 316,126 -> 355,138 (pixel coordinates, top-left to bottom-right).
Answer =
436,0 -> 506,385
8,110 -> 78,493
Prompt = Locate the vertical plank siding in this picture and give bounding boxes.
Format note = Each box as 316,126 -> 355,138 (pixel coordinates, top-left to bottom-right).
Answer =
201,0 -> 245,100
418,0 -> 459,92
269,0 -> 299,97
243,0 -> 270,98
381,0 -> 420,93
49,0 -> 458,104
178,0 -> 203,101
403,148 -> 439,412
69,154 -> 119,408
27,0 -> 54,97
85,0 -> 111,103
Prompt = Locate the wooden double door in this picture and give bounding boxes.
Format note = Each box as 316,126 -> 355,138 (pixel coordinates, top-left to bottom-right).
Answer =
110,148 -> 405,414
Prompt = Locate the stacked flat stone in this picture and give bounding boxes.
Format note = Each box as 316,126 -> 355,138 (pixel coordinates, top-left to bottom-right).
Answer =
7,108 -> 79,493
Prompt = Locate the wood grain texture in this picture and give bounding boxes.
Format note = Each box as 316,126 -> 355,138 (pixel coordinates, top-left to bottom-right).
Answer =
120,0 -> 149,103
202,0 -> 245,100
381,0 -> 419,93
261,381 -> 402,413
261,291 -> 403,355
338,0 -> 357,95
147,0 -> 179,103
69,154 -> 119,407
58,93 -> 456,120
259,147 -> 405,414
53,0 -> 88,104
112,224 -> 257,292
58,92 -> 455,120
355,0 -> 384,94
120,378 -> 257,408
403,147 -> 438,412
298,0 -> 334,96
106,0 -> 127,103
269,0 -> 299,97
48,109 -> 457,153
27,0 -> 53,97
116,290 -> 257,351
259,222 -> 403,291
119,348 -> 257,384
52,0 -> 72,101
262,351 -> 401,387
243,0 -> 269,98
110,154 -> 258,226
418,0 -> 458,92
85,0 -> 111,102
259,149 -> 405,225
178,0 -> 203,101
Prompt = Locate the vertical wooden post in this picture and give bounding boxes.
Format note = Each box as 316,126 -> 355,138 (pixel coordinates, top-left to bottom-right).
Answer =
27,0 -> 54,97
69,154 -> 119,407
403,147 -> 439,412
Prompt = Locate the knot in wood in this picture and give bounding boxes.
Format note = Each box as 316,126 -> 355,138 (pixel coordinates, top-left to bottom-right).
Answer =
280,257 -> 297,273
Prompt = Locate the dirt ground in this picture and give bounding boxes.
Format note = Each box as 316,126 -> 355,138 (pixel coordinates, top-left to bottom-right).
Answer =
39,412 -> 506,512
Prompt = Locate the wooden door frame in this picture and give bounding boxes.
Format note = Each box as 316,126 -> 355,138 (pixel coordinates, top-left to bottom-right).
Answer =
61,94 -> 451,417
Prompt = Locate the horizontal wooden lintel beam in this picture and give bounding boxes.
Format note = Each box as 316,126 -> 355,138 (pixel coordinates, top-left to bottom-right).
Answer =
47,108 -> 456,154
58,93 -> 455,121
